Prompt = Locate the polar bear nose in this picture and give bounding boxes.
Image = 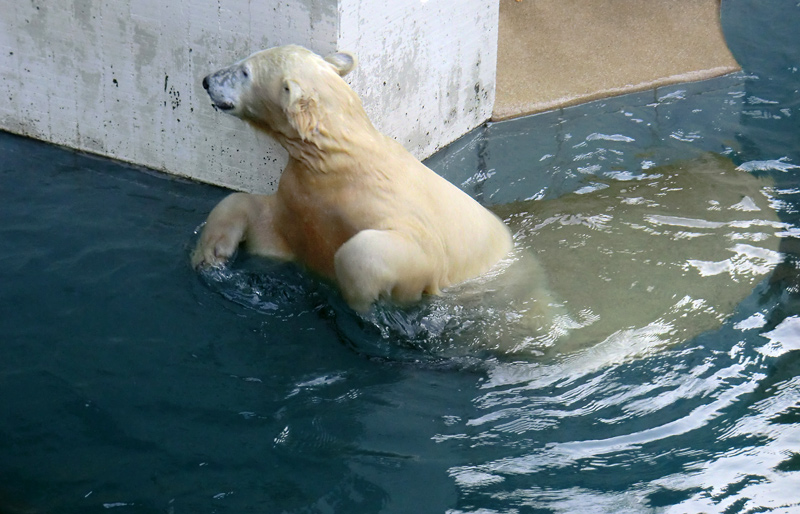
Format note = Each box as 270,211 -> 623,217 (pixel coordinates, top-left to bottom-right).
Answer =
202,76 -> 209,90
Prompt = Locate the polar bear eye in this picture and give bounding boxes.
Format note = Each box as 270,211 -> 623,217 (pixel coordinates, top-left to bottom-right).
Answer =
241,68 -> 249,78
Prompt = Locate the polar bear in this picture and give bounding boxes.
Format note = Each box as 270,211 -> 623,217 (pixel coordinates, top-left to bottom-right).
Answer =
192,45 -> 512,311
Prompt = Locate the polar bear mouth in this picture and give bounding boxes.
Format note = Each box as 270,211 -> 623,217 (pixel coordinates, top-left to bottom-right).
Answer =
212,100 -> 234,111
202,74 -> 236,112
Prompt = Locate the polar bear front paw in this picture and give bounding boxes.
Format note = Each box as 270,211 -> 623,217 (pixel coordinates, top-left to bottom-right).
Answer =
191,232 -> 239,269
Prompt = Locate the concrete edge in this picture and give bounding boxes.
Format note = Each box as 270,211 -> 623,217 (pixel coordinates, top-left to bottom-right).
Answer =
491,65 -> 741,122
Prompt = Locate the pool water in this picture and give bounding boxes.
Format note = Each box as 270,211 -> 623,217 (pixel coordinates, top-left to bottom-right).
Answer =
2,1 -> 800,513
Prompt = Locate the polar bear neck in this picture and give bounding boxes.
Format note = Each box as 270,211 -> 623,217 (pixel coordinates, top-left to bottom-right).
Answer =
279,123 -> 389,176
273,89 -> 388,175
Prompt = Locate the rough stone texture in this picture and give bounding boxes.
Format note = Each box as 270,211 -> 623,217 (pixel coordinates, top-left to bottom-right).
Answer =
0,0 -> 498,193
494,0 -> 740,120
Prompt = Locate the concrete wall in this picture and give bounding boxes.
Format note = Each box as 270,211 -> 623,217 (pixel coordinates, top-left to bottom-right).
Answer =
339,0 -> 497,156
0,0 -> 498,193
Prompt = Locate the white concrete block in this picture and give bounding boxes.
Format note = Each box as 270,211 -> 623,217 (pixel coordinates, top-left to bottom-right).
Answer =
338,0 -> 498,159
0,0 -> 499,193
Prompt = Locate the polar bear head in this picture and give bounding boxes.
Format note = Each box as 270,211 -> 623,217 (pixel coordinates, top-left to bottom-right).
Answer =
202,45 -> 358,141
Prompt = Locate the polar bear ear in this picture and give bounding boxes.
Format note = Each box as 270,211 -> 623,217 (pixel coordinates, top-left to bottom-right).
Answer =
324,51 -> 357,77
282,78 -> 319,141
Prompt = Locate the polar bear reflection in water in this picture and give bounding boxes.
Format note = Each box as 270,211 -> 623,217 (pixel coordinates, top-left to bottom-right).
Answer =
193,45 -> 784,360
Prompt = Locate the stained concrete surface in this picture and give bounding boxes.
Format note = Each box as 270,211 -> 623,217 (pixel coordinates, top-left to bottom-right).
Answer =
494,0 -> 740,120
0,0 -> 497,193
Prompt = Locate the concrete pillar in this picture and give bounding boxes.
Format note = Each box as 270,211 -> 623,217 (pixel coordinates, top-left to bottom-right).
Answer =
0,0 -> 498,193
338,0 -> 498,158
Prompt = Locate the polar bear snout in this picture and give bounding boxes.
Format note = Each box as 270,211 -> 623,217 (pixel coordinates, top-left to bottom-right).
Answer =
203,64 -> 250,113
203,72 -> 235,111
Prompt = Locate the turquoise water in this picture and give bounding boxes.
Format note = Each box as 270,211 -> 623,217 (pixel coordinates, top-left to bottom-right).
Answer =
2,1 -> 800,512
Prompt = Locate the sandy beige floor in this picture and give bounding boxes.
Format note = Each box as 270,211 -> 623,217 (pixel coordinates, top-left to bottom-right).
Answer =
494,0 -> 740,120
